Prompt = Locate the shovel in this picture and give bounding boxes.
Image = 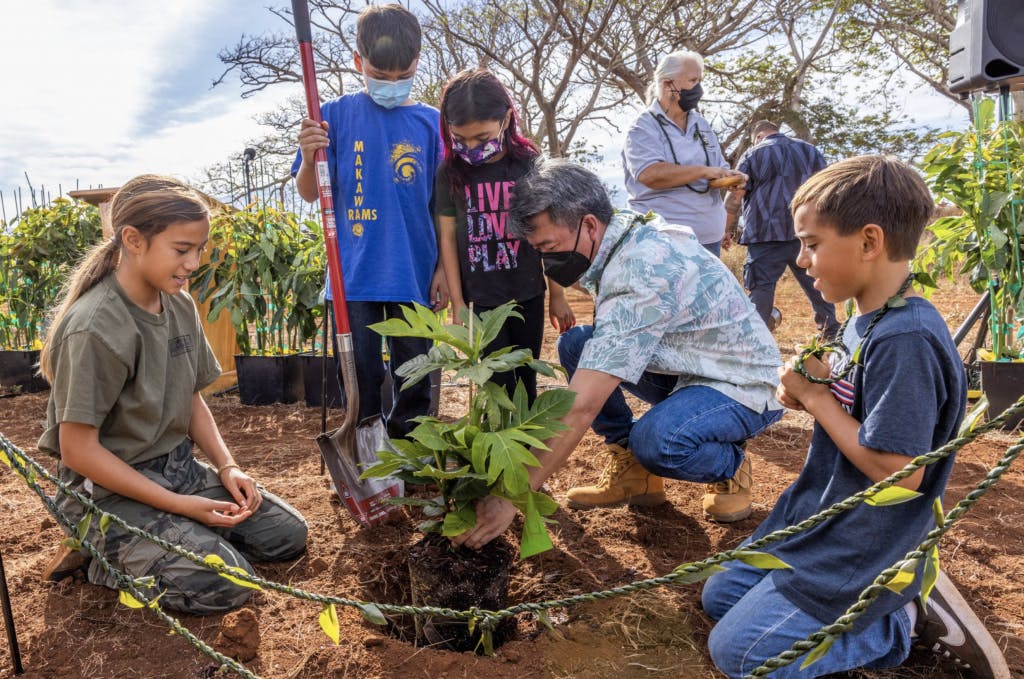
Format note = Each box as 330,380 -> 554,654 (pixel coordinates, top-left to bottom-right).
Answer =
292,0 -> 403,527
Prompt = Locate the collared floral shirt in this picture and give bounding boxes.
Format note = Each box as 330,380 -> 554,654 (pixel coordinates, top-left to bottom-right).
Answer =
578,209 -> 781,412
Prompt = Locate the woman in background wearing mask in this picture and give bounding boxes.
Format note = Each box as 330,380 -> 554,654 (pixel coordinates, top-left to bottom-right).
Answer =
435,68 -> 575,403
622,51 -> 745,257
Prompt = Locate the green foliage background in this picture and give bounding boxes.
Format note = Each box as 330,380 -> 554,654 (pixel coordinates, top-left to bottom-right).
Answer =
915,97 -> 1024,359
0,199 -> 102,349
192,204 -> 325,355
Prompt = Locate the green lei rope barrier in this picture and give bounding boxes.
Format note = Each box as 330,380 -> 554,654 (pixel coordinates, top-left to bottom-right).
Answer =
1,393 -> 1021,678
792,273 -> 916,385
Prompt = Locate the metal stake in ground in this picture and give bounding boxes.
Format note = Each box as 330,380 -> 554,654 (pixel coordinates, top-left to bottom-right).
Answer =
291,0 -> 403,527
0,549 -> 24,675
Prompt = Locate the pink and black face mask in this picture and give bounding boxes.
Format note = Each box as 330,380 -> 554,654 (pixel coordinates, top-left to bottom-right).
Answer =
452,121 -> 507,165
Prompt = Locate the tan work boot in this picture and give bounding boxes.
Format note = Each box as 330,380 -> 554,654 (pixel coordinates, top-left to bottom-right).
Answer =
566,444 -> 666,509
702,455 -> 753,522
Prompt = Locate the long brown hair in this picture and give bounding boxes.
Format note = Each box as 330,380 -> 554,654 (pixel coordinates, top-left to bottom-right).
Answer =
39,175 -> 210,382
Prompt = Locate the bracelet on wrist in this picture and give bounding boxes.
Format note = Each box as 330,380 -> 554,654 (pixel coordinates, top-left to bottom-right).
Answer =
217,462 -> 241,475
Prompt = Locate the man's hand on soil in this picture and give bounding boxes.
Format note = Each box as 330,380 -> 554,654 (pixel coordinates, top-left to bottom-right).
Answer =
450,495 -> 517,550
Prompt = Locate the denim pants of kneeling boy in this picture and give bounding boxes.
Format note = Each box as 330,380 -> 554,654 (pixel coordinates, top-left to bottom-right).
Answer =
702,545 -> 912,678
557,326 -> 782,483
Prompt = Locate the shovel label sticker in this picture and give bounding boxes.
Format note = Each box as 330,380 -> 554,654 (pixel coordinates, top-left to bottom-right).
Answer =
316,161 -> 331,188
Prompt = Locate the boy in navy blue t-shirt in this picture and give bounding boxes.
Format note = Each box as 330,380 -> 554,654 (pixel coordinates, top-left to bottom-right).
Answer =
292,4 -> 446,438
702,155 -> 1009,679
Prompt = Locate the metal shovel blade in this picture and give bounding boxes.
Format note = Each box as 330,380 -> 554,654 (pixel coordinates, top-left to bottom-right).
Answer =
317,415 -> 403,528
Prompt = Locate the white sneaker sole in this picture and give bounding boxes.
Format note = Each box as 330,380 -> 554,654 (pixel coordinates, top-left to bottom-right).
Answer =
923,571 -> 1011,679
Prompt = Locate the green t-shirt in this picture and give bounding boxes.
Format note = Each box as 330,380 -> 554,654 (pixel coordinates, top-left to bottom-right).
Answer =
38,274 -> 220,497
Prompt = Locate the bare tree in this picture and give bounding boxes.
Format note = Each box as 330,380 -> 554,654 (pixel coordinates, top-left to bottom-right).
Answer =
205,0 -> 953,199
838,0 -> 966,111
214,0 -> 366,101
572,0 -> 779,101
420,0 -> 637,157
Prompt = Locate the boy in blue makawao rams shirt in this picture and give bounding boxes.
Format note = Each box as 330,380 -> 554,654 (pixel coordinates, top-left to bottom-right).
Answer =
292,4 -> 447,439
701,155 -> 1009,679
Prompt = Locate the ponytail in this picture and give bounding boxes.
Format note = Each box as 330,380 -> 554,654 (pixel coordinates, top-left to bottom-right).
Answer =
38,174 -> 210,383
38,239 -> 120,382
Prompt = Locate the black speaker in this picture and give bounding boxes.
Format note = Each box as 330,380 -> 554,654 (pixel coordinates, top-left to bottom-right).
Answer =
948,0 -> 1024,94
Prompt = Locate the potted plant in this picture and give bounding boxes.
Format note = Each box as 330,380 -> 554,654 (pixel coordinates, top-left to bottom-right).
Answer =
0,199 -> 101,393
914,95 -> 1024,425
192,204 -> 324,405
361,302 -> 575,652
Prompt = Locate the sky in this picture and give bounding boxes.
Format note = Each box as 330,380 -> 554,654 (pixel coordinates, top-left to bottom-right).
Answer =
0,0 -> 290,212
0,0 -> 973,218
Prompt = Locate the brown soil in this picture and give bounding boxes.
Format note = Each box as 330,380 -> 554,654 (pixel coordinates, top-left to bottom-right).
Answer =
0,256 -> 1021,679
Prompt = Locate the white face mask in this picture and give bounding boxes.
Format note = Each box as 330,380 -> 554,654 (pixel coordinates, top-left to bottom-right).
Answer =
365,74 -> 414,109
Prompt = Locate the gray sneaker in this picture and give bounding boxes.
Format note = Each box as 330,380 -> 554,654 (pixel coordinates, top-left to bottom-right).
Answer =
914,571 -> 1010,678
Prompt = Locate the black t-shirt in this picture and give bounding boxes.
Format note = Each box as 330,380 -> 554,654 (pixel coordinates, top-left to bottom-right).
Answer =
435,155 -> 545,307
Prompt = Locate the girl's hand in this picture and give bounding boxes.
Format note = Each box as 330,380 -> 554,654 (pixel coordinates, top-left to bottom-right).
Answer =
430,267 -> 450,311
297,118 -> 330,159
220,467 -> 263,516
549,293 -> 575,334
177,494 -> 253,528
450,299 -> 469,326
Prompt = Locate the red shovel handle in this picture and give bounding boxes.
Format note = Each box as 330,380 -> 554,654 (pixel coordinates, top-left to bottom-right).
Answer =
292,0 -> 350,335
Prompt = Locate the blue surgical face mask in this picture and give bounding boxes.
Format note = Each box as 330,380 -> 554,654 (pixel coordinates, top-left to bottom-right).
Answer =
365,74 -> 414,109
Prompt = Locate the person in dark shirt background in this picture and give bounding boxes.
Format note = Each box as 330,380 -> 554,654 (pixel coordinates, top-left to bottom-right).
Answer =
725,121 -> 839,339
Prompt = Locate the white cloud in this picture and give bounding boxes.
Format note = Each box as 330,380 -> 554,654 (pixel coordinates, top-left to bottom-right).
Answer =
0,0 -> 291,198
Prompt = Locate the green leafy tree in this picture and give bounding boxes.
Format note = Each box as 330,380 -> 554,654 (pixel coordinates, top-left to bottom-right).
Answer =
192,204 -> 324,355
361,302 -> 576,558
0,199 -> 101,349
915,97 -> 1024,358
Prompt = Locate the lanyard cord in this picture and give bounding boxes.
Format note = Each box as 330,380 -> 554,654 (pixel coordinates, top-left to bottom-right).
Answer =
650,112 -> 711,194
592,212 -> 655,299
793,273 -> 916,385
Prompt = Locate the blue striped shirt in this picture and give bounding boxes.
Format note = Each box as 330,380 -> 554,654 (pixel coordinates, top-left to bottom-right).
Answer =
737,133 -> 826,243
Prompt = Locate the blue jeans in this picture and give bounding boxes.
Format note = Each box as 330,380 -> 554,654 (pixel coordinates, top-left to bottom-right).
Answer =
702,554 -> 912,678
702,240 -> 722,258
330,301 -> 432,439
557,326 -> 782,483
744,240 -> 839,337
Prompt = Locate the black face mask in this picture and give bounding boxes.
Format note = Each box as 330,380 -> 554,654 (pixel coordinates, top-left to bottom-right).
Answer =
540,218 -> 595,288
672,82 -> 703,112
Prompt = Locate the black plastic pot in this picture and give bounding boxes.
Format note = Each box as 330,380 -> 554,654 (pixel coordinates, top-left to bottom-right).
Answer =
980,360 -> 1024,430
300,352 -> 343,408
301,352 -> 441,415
0,350 -> 49,394
235,354 -> 303,405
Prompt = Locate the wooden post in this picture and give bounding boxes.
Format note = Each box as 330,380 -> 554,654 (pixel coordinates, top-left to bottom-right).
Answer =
68,188 -> 239,396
